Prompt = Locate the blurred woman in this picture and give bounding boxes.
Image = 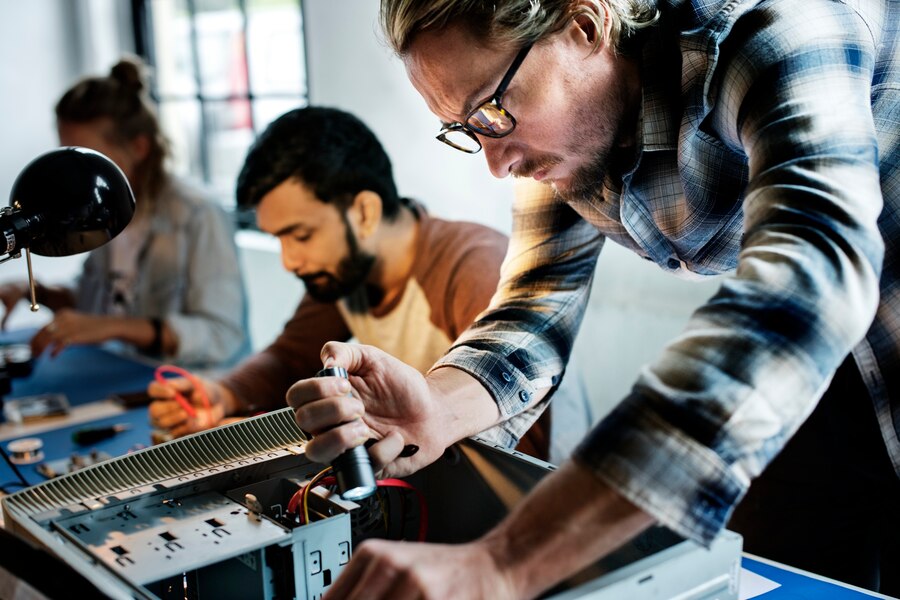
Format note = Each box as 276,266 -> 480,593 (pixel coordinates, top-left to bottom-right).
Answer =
0,56 -> 249,368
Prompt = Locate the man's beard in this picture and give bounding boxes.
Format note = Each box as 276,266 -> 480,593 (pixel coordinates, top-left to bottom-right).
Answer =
557,147 -> 612,204
513,148 -> 611,205
299,222 -> 376,304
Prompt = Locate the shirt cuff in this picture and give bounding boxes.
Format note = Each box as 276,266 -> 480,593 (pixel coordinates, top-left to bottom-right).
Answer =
574,394 -> 748,546
430,345 -> 547,419
476,399 -> 552,448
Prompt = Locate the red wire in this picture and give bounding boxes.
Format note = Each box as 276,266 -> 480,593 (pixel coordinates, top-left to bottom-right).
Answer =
154,365 -> 212,427
287,472 -> 336,524
377,478 -> 428,542
287,488 -> 304,519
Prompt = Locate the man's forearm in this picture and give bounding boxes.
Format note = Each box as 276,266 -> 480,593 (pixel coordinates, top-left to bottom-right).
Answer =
427,365 -> 551,445
478,459 -> 656,599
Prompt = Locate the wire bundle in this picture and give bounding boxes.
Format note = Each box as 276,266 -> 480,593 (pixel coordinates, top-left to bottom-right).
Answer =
287,466 -> 428,541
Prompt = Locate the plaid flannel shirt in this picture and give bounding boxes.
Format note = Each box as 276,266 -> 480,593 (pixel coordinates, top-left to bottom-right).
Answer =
431,0 -> 899,545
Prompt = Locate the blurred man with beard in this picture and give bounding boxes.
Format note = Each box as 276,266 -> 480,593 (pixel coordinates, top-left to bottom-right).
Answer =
147,106 -> 591,463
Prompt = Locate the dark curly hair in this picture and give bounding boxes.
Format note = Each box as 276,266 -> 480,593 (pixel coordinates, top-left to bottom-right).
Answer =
236,106 -> 402,220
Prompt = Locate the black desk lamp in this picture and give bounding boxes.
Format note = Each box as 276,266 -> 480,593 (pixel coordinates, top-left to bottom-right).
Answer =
0,146 -> 135,308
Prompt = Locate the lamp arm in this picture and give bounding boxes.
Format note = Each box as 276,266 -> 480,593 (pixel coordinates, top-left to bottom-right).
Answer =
24,248 -> 38,312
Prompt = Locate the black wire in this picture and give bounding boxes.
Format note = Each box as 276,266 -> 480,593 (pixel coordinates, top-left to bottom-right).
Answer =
0,444 -> 31,488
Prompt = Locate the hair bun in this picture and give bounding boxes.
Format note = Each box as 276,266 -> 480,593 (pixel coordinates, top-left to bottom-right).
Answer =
109,55 -> 148,94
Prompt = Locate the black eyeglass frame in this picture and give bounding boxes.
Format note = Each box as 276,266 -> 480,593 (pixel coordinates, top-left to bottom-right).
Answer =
436,43 -> 534,154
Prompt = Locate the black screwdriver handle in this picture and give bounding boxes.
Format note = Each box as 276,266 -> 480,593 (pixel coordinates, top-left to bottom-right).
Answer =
72,424 -> 129,446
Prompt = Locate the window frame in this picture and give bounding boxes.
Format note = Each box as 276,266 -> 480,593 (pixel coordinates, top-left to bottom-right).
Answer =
130,0 -> 310,218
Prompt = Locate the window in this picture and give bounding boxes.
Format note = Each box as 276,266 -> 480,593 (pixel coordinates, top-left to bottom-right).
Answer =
132,0 -> 308,210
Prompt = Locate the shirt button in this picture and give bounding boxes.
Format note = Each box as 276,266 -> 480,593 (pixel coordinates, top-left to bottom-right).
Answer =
502,372 -> 512,382
519,390 -> 531,403
667,258 -> 680,269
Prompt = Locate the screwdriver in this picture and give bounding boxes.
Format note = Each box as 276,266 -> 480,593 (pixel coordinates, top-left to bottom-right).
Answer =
72,424 -> 132,446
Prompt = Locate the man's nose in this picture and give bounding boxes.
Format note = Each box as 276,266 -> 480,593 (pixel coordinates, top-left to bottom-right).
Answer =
280,240 -> 305,273
481,136 -> 515,179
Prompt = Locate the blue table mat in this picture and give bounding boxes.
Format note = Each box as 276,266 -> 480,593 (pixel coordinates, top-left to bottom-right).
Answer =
1,328 -> 157,407
741,556 -> 884,599
0,329 -> 158,489
1,407 -> 154,488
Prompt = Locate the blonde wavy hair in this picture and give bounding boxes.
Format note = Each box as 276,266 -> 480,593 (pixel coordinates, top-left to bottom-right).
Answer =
380,0 -> 659,55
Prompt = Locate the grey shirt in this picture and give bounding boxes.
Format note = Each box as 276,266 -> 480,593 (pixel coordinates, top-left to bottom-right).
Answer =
76,177 -> 249,368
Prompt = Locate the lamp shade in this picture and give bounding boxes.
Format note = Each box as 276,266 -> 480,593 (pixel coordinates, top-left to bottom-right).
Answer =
5,147 -> 135,257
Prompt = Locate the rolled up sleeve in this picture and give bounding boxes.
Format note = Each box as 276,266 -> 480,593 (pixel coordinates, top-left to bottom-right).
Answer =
432,183 -> 604,445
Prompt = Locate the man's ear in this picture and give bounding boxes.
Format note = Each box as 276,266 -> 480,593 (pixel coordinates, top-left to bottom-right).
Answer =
348,190 -> 383,240
569,1 -> 611,53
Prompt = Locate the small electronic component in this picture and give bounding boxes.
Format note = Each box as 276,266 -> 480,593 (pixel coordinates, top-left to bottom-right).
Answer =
1,344 -> 33,378
6,437 -> 44,464
3,393 -> 69,423
244,493 -> 263,521
36,449 -> 111,479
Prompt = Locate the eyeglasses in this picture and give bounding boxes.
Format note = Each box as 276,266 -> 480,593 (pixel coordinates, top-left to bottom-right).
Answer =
437,44 -> 533,154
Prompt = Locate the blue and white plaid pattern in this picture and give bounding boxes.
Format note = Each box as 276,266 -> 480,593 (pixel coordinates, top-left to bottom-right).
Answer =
432,0 -> 899,545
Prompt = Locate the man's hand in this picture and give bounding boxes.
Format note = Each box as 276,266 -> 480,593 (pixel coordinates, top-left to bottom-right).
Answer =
287,342 -> 499,478
323,538 -> 517,600
148,376 -> 233,439
30,309 -> 122,357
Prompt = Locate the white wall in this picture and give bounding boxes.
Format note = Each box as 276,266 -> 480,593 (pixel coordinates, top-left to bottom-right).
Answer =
575,244 -> 720,418
0,2 -> 76,198
236,231 -> 304,354
0,1 -> 726,420
0,0 -> 131,200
